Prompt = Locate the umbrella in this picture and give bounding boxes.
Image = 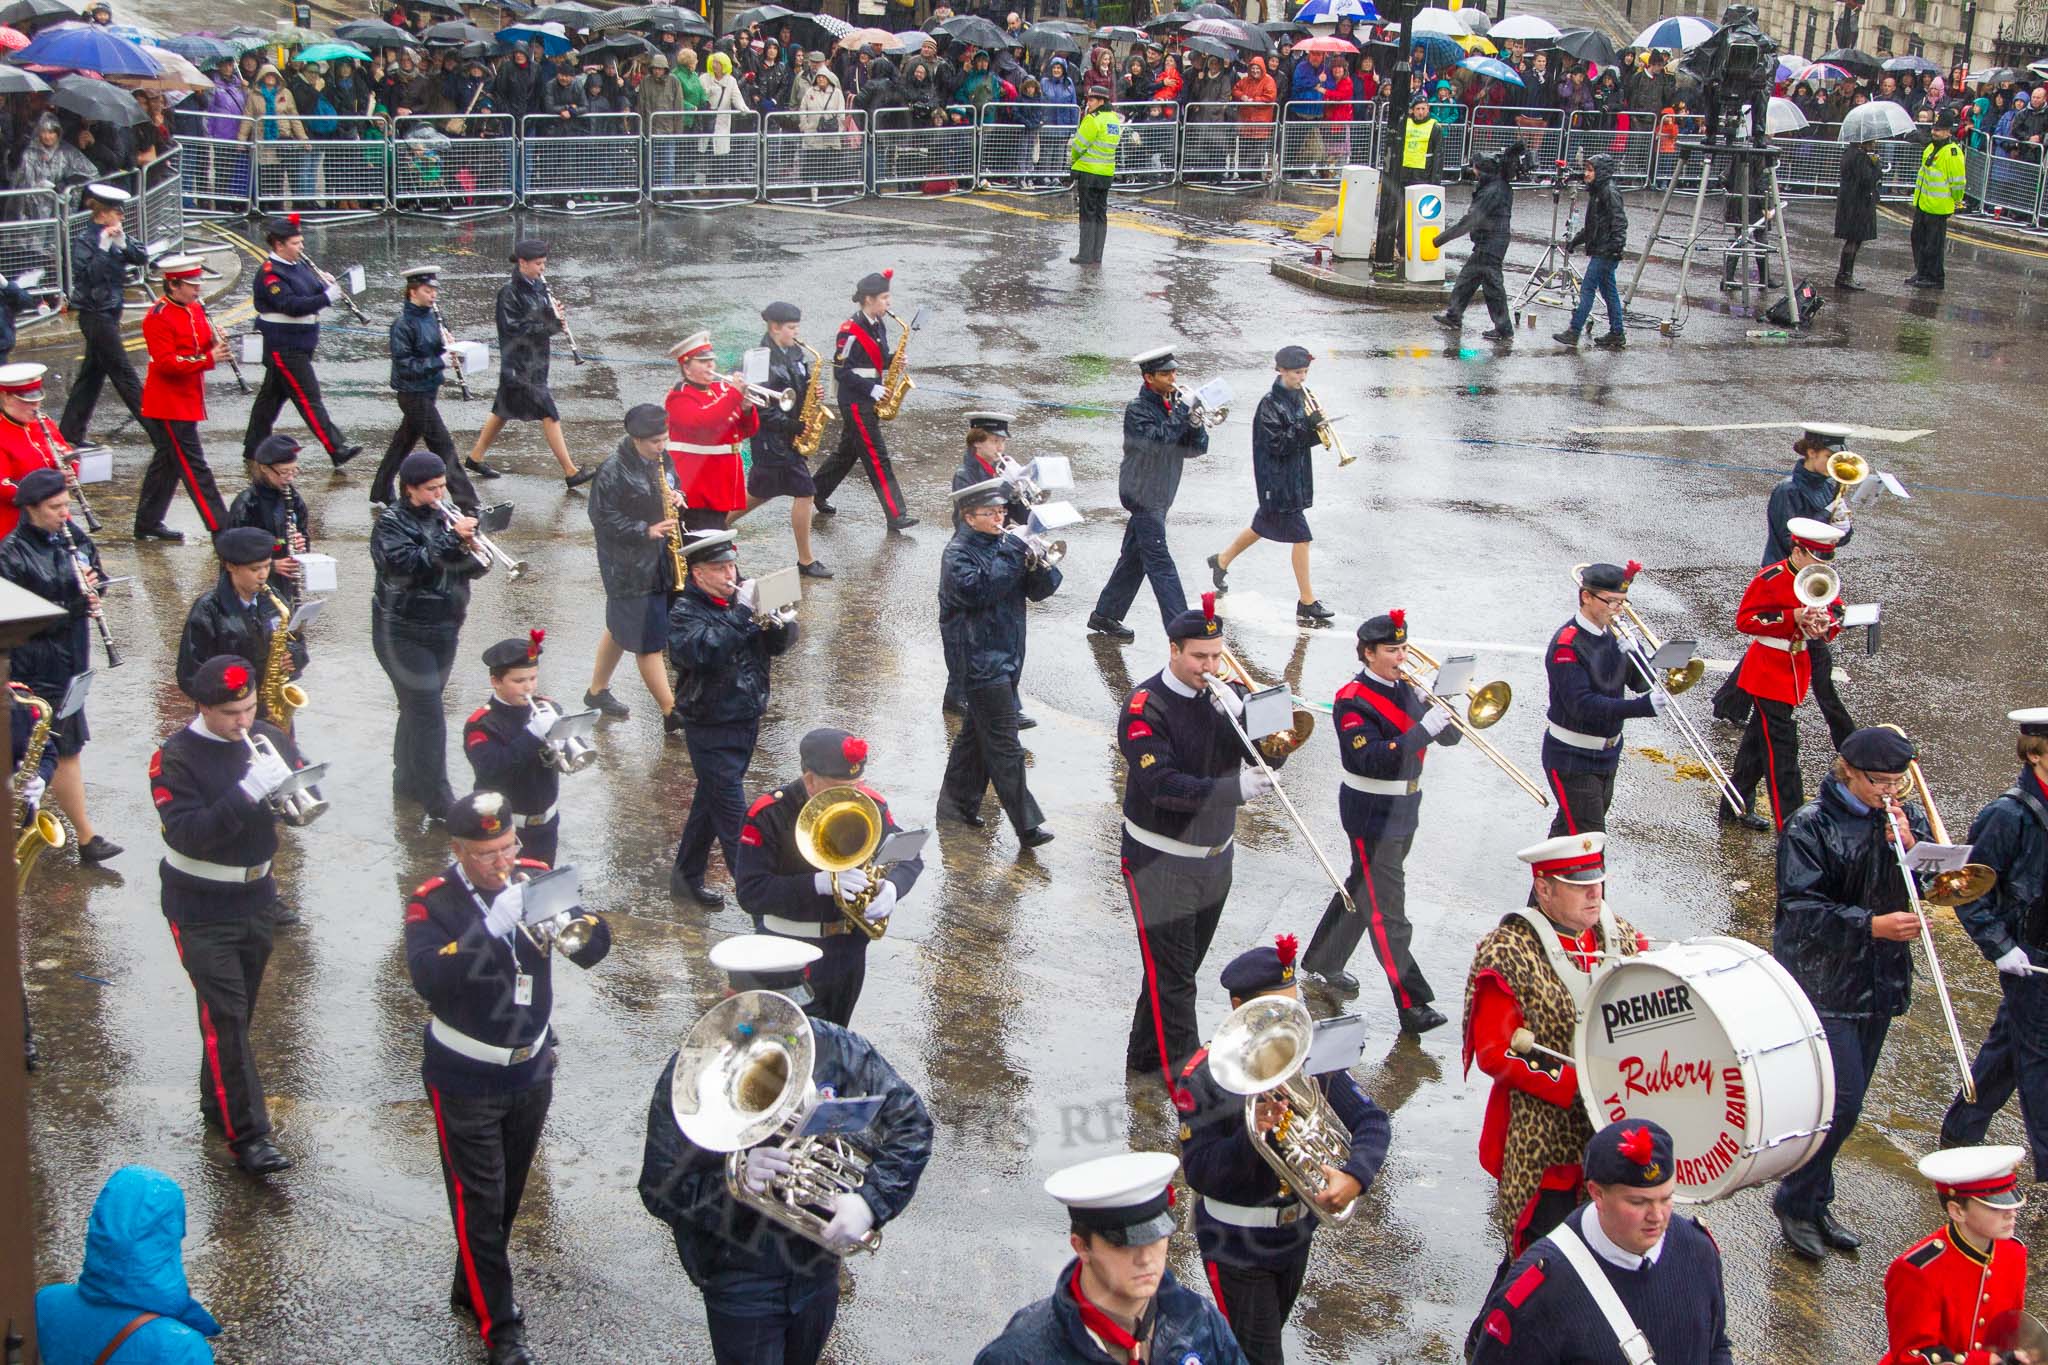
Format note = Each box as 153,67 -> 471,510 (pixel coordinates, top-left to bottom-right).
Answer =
581,31 -> 656,59
1816,46 -> 1881,76
109,45 -> 210,89
888,29 -> 929,55
1259,21 -> 1313,37
158,32 -> 234,62
1976,66 -> 2020,85
15,20 -> 158,74
0,23 -> 26,50
525,2 -> 600,29
0,0 -> 73,36
724,3 -> 793,32
51,72 -> 144,122
1017,26 -> 1081,55
1181,16 -> 1273,53
1552,26 -> 1615,63
1881,52 -> 1938,74
1034,18 -> 1091,32
1090,25 -> 1147,43
1407,7 -> 1464,34
1408,30 -> 1464,63
1183,34 -> 1236,60
1292,0 -> 1375,19
296,41 -> 371,63
1459,53 -> 1522,85
405,0 -> 470,13
834,25 -> 895,50
1838,97 -> 1913,140
1632,15 -> 1716,49
499,21 -> 572,53
334,20 -> 420,48
1455,9 -> 1492,34
424,20 -> 494,45
1489,13 -> 1560,40
1741,95 -> 1807,134
1792,59 -> 1852,83
597,5 -> 710,36
1188,2 -> 1236,16
779,12 -> 849,54
1456,33 -> 1497,52
935,14 -> 1007,49
0,65 -> 47,92
2032,57 -> 2048,79
1142,12 -> 1190,30
1292,33 -> 1358,54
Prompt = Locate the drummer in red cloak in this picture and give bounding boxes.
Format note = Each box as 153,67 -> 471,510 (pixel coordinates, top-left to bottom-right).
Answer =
664,330 -> 758,534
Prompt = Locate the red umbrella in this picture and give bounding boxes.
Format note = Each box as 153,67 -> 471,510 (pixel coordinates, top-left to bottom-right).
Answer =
0,25 -> 27,50
1292,33 -> 1359,53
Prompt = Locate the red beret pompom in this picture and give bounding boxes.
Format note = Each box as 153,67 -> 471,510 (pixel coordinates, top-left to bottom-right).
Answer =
1618,1126 -> 1654,1164
1201,590 -> 1216,622
881,268 -> 893,280
1274,933 -> 1298,969
1388,608 -> 1406,628
288,212 -> 300,228
842,735 -> 869,765
528,627 -> 545,661
222,664 -> 249,691
1625,559 -> 1643,579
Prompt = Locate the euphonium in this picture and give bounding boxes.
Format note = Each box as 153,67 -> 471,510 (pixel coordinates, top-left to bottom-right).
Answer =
1207,993 -> 1357,1223
875,311 -> 914,420
260,588 -> 307,734
12,685 -> 64,890
1302,386 -> 1354,467
671,990 -> 882,1255
793,785 -> 888,940
793,342 -> 831,457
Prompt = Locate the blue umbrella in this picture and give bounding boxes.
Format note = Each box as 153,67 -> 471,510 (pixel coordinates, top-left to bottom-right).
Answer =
1409,29 -> 1463,65
497,21 -> 572,54
1630,14 -> 1717,50
1458,53 -> 1523,86
159,33 -> 235,64
15,19 -> 159,74
1293,0 -> 1377,21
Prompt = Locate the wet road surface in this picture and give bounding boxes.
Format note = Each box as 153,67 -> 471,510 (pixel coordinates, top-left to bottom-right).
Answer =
23,184 -> 2048,1363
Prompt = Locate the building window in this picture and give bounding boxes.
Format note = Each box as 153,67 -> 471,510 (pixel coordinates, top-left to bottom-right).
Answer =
1804,12 -> 1818,53
1913,0 -> 1928,22
1876,22 -> 1894,49
1907,32 -> 1925,52
1880,0 -> 1894,16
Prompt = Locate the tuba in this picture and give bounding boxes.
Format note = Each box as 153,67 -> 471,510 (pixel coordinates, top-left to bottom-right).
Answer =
793,342 -> 831,457
1207,994 -> 1357,1223
794,785 -> 889,940
671,990 -> 882,1255
11,685 -> 65,891
875,311 -> 914,420
530,698 -> 597,773
260,588 -> 307,734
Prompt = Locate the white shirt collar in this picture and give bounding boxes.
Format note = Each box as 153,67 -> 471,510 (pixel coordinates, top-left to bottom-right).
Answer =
186,715 -> 235,743
1363,669 -> 1402,691
1158,669 -> 1199,699
1580,1208 -> 1665,1270
1574,611 -> 1607,637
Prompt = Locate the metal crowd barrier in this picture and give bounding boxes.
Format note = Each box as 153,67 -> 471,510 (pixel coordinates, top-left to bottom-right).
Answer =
1278,100 -> 1341,184
1469,108 -> 1565,179
1875,138 -> 1923,198
523,112 -> 643,215
1967,136 -> 2046,225
250,115 -> 391,224
874,106 -> 977,197
1112,100 -> 1178,191
177,118 -> 257,220
1771,127 -> 1848,196
1564,113 -> 1657,188
1179,101 -> 1276,191
142,147 -> 186,248
0,189 -> 62,305
762,107 -> 868,205
648,109 -> 762,209
393,114 -> 517,218
978,102 -> 1072,194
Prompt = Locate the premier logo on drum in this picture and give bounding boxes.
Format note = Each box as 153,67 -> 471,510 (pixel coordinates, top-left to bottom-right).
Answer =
1599,984 -> 1697,1044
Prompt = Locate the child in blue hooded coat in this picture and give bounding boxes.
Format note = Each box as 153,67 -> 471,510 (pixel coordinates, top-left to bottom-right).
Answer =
36,1166 -> 220,1364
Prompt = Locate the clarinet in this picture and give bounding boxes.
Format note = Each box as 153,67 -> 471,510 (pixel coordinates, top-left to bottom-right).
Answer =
33,415 -> 97,532
432,300 -> 473,400
301,247 -> 371,325
59,521 -> 119,668
535,275 -> 584,366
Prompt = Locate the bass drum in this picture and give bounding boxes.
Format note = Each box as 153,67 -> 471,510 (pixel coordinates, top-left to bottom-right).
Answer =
1573,936 -> 1835,1203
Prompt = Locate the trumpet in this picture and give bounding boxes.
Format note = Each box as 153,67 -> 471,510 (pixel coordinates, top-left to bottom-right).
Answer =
1003,524 -> 1065,568
724,372 -> 797,412
1175,384 -> 1229,428
1203,673 -> 1355,914
1302,386 -> 1355,467
1620,603 -> 1706,694
530,698 -> 596,774
246,731 -> 326,826
1397,644 -> 1549,808
1208,993 -> 1357,1222
436,497 -> 527,581
1827,450 -> 1869,524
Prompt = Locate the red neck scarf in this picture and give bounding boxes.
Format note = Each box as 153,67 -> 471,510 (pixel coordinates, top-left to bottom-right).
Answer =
2032,770 -> 2048,808
1067,1263 -> 1151,1363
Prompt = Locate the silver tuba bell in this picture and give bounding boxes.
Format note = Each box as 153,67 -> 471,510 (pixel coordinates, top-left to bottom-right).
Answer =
531,698 -> 598,774
245,731 -> 327,827
1207,994 -> 1357,1223
670,990 -> 882,1255
1792,561 -> 1840,608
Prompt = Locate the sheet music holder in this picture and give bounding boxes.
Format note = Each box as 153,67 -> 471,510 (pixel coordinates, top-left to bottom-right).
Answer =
286,598 -> 325,634
1305,1013 -> 1368,1075
546,708 -> 600,746
752,566 -> 801,619
514,864 -> 583,927
57,670 -> 91,720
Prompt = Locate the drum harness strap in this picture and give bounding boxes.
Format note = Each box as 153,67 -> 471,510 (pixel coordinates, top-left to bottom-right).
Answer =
1543,1223 -> 1657,1365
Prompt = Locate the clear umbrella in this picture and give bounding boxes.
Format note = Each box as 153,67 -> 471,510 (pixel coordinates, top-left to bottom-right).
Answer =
1838,98 -> 1914,141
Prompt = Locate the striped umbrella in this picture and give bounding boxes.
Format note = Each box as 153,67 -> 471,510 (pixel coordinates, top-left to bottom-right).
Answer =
1630,14 -> 1717,50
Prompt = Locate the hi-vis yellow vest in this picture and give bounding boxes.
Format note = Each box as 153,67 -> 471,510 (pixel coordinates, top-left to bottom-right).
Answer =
1070,108 -> 1122,176
1403,117 -> 1437,169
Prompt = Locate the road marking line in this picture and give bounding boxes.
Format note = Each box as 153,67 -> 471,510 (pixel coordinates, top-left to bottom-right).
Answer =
759,203 -> 1001,234
953,194 -> 1267,246
1569,421 -> 1933,442
1878,205 -> 2048,258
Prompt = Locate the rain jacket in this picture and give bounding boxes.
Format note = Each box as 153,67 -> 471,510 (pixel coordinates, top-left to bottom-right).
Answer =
673,56 -> 706,111
1772,778 -> 1932,1019
1118,383 -> 1209,513
370,499 -> 488,626
973,1264 -> 1247,1365
13,116 -> 95,191
1250,378 -> 1315,513
638,54 -> 684,124
175,572 -> 304,697
1234,60 -> 1277,135
938,524 -> 1060,691
1567,153 -> 1628,258
241,67 -> 306,144
493,271 -> 560,415
491,55 -> 539,121
1040,60 -> 1079,125
35,1166 -> 220,1365
587,435 -> 675,598
387,298 -> 445,395
201,80 -> 247,140
1952,775 -> 2048,965
1288,56 -> 1326,118
702,52 -> 747,152
665,579 -> 796,727
67,222 -> 147,316
1438,154 -> 1514,261
0,516 -> 99,700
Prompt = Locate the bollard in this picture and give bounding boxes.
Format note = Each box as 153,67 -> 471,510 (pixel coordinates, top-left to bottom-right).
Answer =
1403,182 -> 1446,283
1333,164 -> 1381,260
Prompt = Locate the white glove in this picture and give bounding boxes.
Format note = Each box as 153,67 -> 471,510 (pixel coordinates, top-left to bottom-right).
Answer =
1997,946 -> 2033,976
1421,708 -> 1453,737
822,1191 -> 877,1254
735,580 -> 759,612
813,870 -> 837,896
1238,767 -> 1275,802
238,746 -> 293,801
870,382 -> 887,402
833,867 -> 873,899
1210,681 -> 1245,719
324,280 -> 344,303
17,774 -> 43,812
524,708 -> 554,741
742,1144 -> 796,1194
864,880 -> 898,923
1648,688 -> 1672,719
484,881 -> 523,939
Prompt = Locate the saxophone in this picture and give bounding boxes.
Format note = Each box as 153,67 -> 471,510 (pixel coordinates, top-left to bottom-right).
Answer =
664,461 -> 688,590
792,343 -> 830,458
11,684 -> 65,891
260,588 -> 307,734
874,311 -> 914,420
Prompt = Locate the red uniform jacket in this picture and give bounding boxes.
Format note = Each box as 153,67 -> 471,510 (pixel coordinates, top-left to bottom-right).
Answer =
1880,1226 -> 2027,1365
140,297 -> 218,423
664,380 -> 759,514
0,413 -> 72,539
1733,559 -> 1841,706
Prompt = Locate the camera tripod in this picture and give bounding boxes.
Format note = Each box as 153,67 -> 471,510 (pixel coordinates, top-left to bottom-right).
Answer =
1514,159 -> 1582,314
1621,136 -> 1800,337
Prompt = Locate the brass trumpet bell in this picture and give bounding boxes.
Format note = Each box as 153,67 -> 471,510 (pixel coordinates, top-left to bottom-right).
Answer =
1830,451 -> 1869,492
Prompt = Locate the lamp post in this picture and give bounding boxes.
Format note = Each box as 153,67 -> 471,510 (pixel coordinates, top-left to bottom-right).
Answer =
1960,0 -> 1978,76
1373,0 -> 1419,266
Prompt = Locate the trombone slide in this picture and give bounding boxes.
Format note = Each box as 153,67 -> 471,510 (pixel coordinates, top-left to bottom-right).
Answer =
1884,803 -> 1976,1104
1205,677 -> 1354,914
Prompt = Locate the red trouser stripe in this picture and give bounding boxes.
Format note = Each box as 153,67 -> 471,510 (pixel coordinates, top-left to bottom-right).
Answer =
1548,769 -> 1579,835
1357,836 -> 1413,1009
168,921 -> 236,1143
846,402 -> 900,518
429,1086 -> 495,1346
1760,709 -> 1787,832
163,425 -> 220,533
1204,1260 -> 1231,1325
1122,857 -> 1191,1111
273,356 -> 335,452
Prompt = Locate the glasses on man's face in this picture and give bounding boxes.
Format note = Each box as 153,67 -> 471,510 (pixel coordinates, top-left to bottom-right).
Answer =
1859,772 -> 1909,793
1590,592 -> 1627,610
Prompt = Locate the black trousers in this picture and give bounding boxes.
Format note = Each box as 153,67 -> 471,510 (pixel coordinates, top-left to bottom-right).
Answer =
1713,638 -> 1854,747
940,681 -> 1043,834
245,348 -> 349,462
807,932 -> 869,1028
1092,506 -> 1188,630
814,400 -> 907,522
166,913 -> 274,1148
676,719 -> 758,882
1445,252 -> 1513,333
1775,1015 -> 1889,1220
1943,970 -> 2048,1178
57,310 -> 144,445
1123,848 -> 1233,1079
428,1078 -> 552,1353
135,417 -> 227,535
1544,766 -> 1616,836
1210,1248 -> 1311,1365
1836,238 -> 1863,281
1910,208 -> 1950,285
705,1292 -> 838,1365
1730,693 -> 1802,829
373,389 -> 475,511
1304,833 -> 1429,1009
372,607 -> 460,812
516,816 -> 558,868
1074,170 -> 1111,262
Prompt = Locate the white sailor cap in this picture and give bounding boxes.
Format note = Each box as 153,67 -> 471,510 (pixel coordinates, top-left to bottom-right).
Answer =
951,475 -> 1010,510
1044,1151 -> 1180,1246
708,934 -> 822,977
965,411 -> 1014,434
156,255 -> 204,281
2009,707 -> 2048,738
1799,422 -> 1853,450
1130,344 -> 1177,374
0,362 -> 47,397
1518,833 -> 1607,884
1917,1145 -> 2027,1209
82,182 -> 132,206
669,330 -> 715,361
682,529 -> 738,565
1785,516 -> 1846,556
400,263 -> 441,283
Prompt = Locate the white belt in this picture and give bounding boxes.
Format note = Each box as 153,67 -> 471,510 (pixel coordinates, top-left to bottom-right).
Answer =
665,439 -> 739,456
162,848 -> 272,883
847,366 -> 879,378
1546,722 -> 1623,752
1202,1195 -> 1308,1228
1342,774 -> 1420,797
762,913 -> 859,939
430,1016 -> 550,1066
255,311 -> 321,327
1750,635 -> 1806,653
1122,818 -> 1232,860
514,804 -> 557,828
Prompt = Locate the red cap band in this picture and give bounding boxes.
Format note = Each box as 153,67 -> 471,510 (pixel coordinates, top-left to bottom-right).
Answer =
1531,850 -> 1605,879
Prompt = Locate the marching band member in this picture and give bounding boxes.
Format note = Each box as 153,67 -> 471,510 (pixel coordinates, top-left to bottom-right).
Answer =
665,330 -> 759,533
0,363 -> 76,541
372,451 -> 490,823
583,404 -> 680,726
173,526 -> 302,716
945,415 -> 1032,721
937,478 -> 1059,848
372,264 -> 480,513
637,936 -> 932,1365
813,269 -> 915,531
225,435 -> 313,609
1771,726 -> 1932,1260
1462,835 -> 1643,1268
0,469 -> 118,863
1302,610 -> 1459,1031
1880,1146 -> 2029,1365
241,216 -> 361,471
464,241 -> 592,490
1088,346 -> 1209,642
136,254 -> 229,541
1178,936 -> 1390,1365
56,184 -> 146,450
1471,1121 -> 1734,1365
972,1151 -> 1245,1365
1541,561 -> 1661,836
1710,421 -> 1860,746
1118,593 -> 1278,1099
1206,345 -> 1334,627
1942,710 -> 2048,1171
405,791 -> 611,1365
464,633 -> 564,868
152,654 -> 315,1175
666,530 -> 798,906
744,301 -> 832,579
1725,516 -> 1846,833
737,727 -> 925,1025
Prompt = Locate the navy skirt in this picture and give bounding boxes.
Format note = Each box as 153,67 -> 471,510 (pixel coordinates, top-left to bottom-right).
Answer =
605,592 -> 670,655
1252,507 -> 1311,543
747,454 -> 816,501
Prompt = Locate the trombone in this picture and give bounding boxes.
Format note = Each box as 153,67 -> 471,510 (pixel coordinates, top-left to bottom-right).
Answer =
724,372 -> 797,412
1398,644 -> 1550,808
436,498 -> 527,581
1217,644 -> 1313,761
1620,603 -> 1706,693
1202,673 -> 1355,915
